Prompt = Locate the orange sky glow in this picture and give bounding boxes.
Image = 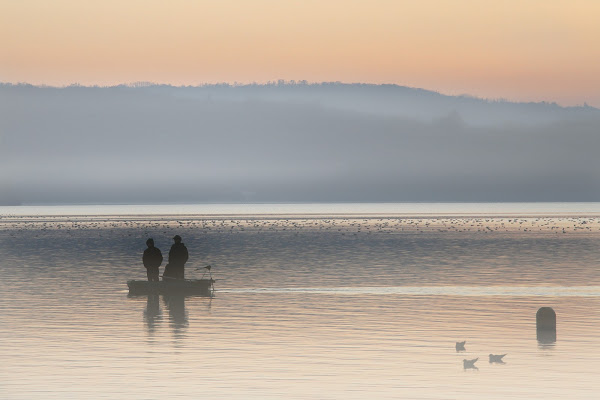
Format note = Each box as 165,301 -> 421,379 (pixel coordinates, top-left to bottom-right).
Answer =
1,0 -> 599,106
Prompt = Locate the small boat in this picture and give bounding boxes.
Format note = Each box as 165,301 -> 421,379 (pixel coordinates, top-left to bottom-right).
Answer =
127,278 -> 215,296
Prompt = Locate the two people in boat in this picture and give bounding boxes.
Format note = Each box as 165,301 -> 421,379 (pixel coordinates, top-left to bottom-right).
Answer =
143,235 -> 189,281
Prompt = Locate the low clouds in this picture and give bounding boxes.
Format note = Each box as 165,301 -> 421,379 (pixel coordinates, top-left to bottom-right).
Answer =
1,83 -> 599,204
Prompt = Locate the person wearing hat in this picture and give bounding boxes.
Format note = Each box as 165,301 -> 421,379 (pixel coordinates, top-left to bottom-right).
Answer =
165,235 -> 189,280
142,238 -> 163,282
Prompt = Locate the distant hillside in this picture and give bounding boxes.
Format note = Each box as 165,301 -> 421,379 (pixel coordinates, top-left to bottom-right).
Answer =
3,82 -> 598,124
1,82 -> 599,204
154,82 -> 599,125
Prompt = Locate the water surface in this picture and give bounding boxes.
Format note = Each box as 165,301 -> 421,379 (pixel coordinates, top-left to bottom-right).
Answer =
1,203 -> 599,399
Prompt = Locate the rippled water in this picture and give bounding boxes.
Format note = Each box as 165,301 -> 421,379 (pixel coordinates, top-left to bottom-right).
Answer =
1,204 -> 600,399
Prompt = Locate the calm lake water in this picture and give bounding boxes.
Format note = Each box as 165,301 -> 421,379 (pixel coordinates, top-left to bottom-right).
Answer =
1,203 -> 600,399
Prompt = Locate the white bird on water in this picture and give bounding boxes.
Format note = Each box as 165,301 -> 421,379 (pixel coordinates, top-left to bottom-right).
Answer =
489,354 -> 507,363
455,341 -> 466,352
463,358 -> 478,370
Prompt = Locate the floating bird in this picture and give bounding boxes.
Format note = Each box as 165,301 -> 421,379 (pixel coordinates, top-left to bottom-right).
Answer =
489,354 -> 507,363
456,341 -> 466,352
463,358 -> 478,370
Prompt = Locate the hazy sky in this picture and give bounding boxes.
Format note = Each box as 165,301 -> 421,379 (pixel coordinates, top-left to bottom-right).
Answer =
1,0 -> 599,106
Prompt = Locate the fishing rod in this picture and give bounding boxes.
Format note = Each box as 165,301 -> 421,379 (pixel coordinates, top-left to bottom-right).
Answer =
195,265 -> 215,292
197,265 -> 212,279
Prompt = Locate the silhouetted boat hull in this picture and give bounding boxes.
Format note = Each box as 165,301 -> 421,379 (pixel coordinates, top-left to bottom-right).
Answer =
127,279 -> 214,295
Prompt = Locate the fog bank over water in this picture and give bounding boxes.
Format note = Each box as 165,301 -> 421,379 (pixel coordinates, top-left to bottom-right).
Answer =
1,82 -> 599,205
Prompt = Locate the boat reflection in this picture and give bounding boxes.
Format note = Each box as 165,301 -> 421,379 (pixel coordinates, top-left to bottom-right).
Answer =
129,292 -> 213,338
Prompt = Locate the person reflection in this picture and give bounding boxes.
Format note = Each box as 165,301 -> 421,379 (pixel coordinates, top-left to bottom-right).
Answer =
164,294 -> 188,337
144,294 -> 162,335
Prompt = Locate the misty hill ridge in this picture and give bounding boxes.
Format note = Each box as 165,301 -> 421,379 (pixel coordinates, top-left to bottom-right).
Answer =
2,82 -> 598,125
1,82 -> 599,204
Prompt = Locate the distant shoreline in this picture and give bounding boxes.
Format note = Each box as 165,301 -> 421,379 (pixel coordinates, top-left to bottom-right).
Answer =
2,202 -> 600,218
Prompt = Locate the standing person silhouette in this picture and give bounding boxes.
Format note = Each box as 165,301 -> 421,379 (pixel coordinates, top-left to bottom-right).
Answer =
167,235 -> 189,280
142,238 -> 163,282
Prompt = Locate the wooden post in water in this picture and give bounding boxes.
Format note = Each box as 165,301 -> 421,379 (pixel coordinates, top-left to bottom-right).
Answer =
536,307 -> 556,344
